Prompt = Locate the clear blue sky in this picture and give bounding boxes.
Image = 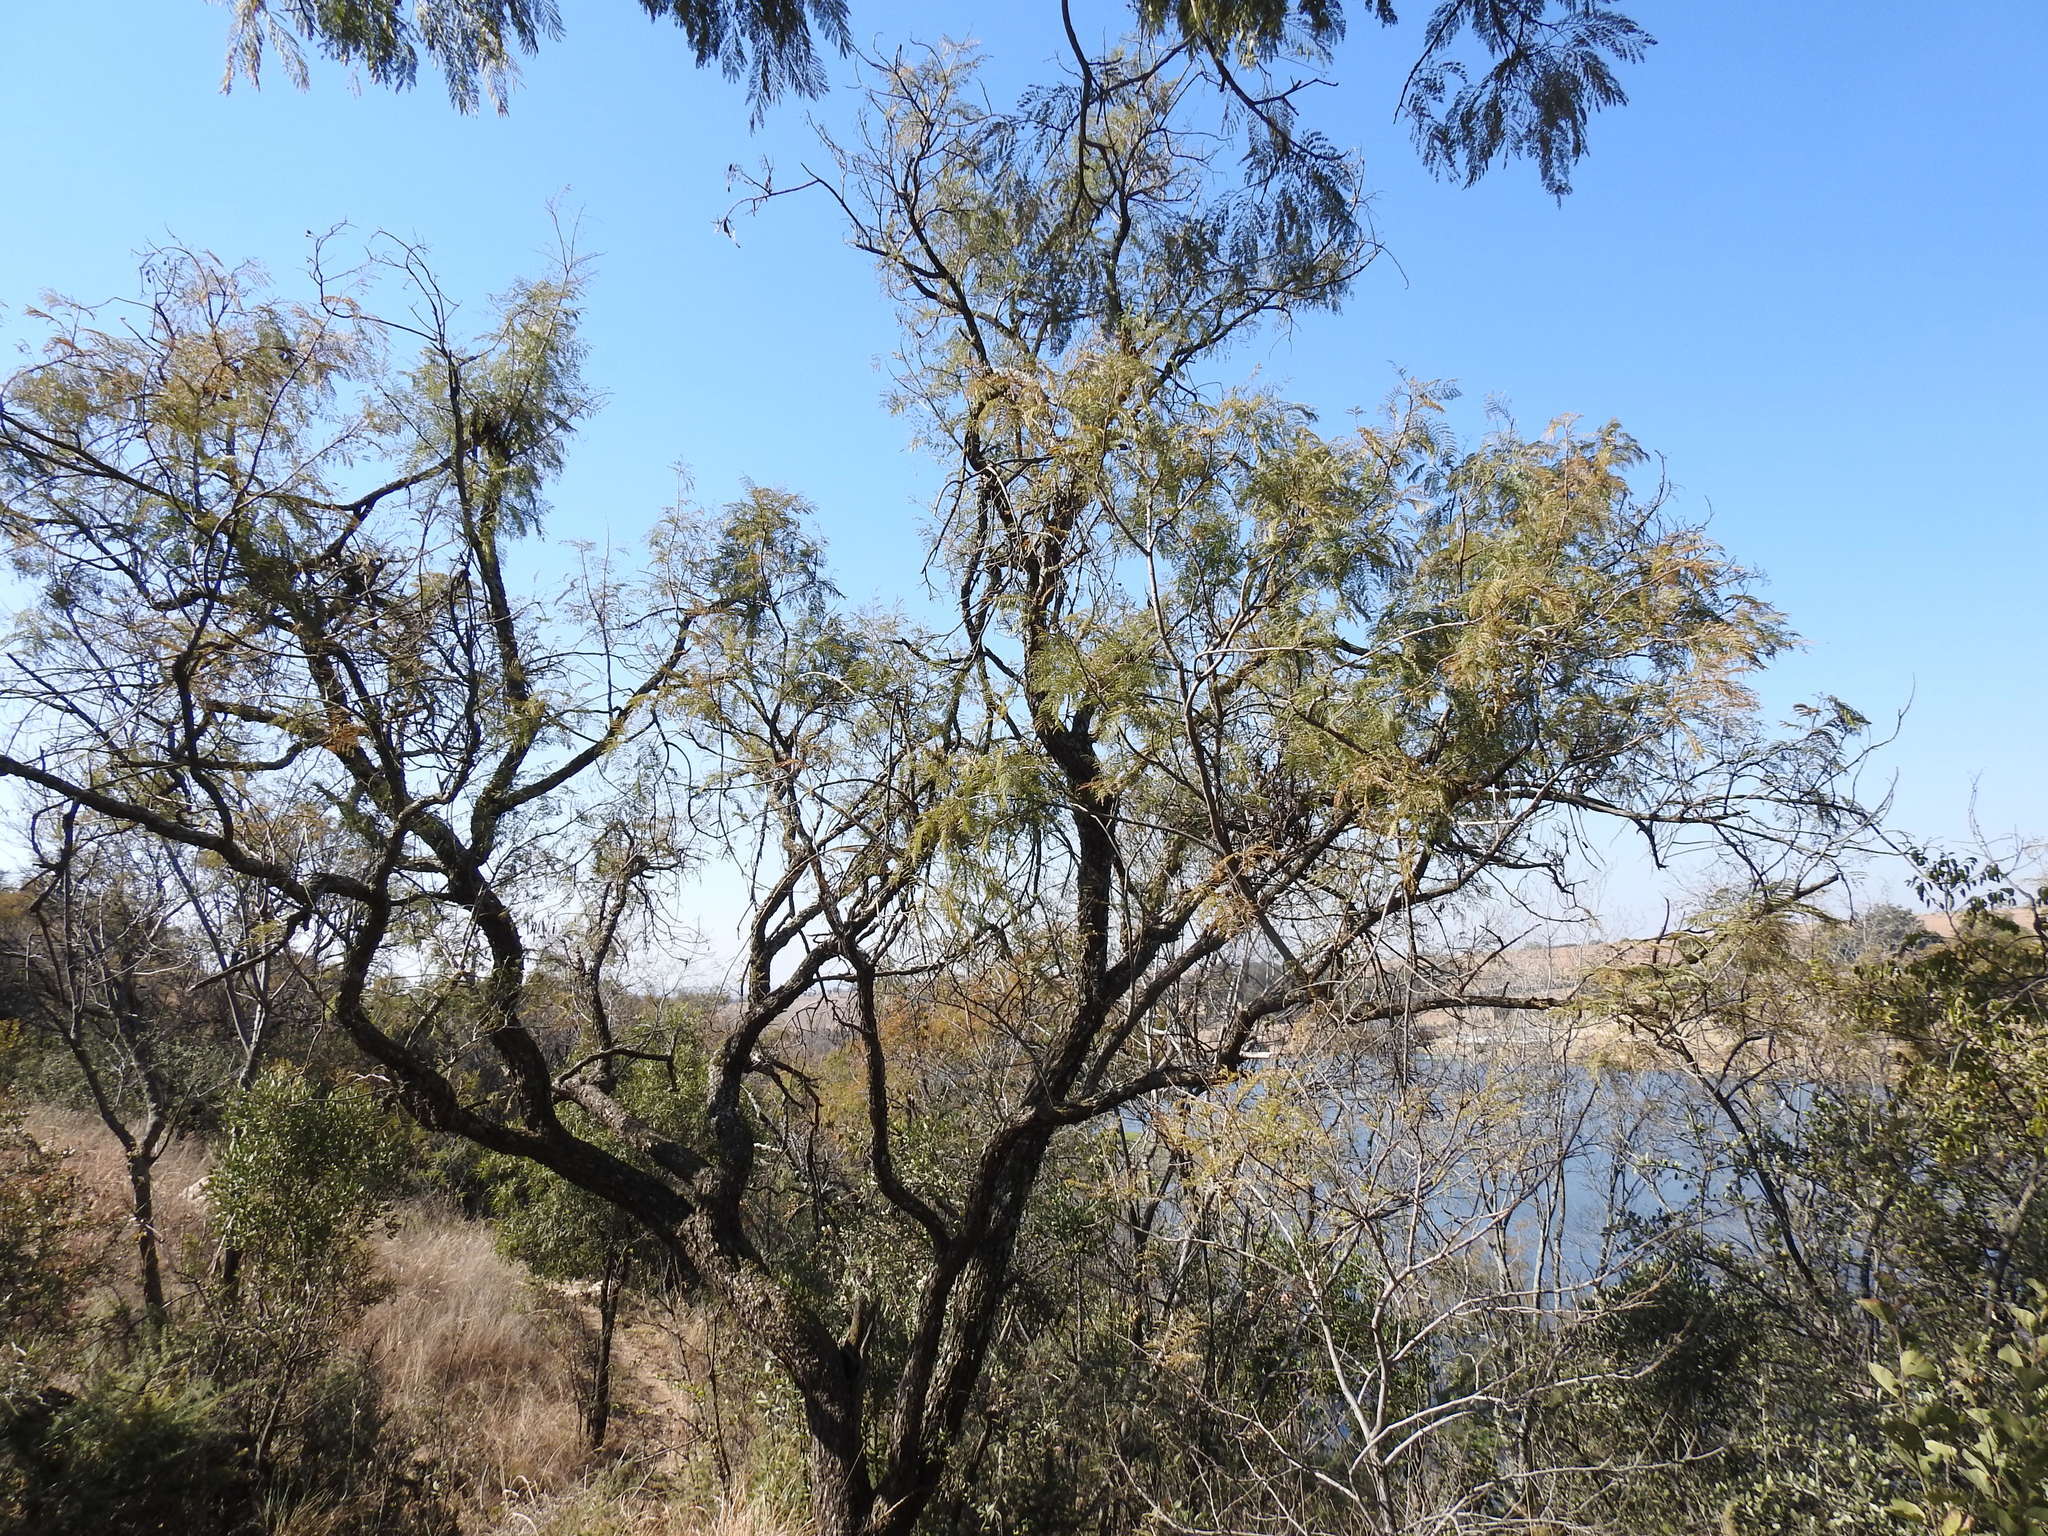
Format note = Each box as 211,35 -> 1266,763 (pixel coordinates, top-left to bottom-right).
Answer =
2,1 -> 2042,919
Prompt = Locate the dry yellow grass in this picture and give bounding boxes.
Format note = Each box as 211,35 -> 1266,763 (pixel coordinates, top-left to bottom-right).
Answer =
363,1224 -> 807,1535
19,1104 -> 212,1210
359,1211 -> 590,1513
16,1105 -> 214,1312
482,1482 -> 800,1536
15,1106 -> 798,1534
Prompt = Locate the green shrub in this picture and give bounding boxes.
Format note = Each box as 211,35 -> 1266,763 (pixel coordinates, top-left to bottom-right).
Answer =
1,1366 -> 256,1536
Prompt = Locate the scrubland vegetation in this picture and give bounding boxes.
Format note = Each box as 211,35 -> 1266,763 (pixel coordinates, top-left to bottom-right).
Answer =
2,3 -> 2042,1532
5,883 -> 2048,1535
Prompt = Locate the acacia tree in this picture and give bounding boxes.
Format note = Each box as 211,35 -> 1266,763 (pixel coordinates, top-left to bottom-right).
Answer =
713,46 -> 1867,1521
0,37 -> 1863,1536
211,0 -> 1649,194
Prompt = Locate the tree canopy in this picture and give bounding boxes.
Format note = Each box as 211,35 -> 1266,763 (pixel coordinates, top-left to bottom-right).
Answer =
10,2 -> 1996,1531
214,0 -> 1651,192
0,28 -> 1868,1531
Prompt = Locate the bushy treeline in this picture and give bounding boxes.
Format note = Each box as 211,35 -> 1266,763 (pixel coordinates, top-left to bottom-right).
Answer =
5,838 -> 2047,1535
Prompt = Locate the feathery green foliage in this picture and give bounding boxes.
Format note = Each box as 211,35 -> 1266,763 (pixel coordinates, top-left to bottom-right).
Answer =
208,1 -> 1648,192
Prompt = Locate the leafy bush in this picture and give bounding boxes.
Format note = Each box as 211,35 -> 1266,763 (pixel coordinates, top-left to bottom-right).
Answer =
1870,1288 -> 2048,1536
199,1070 -> 409,1476
1,1366 -> 256,1536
